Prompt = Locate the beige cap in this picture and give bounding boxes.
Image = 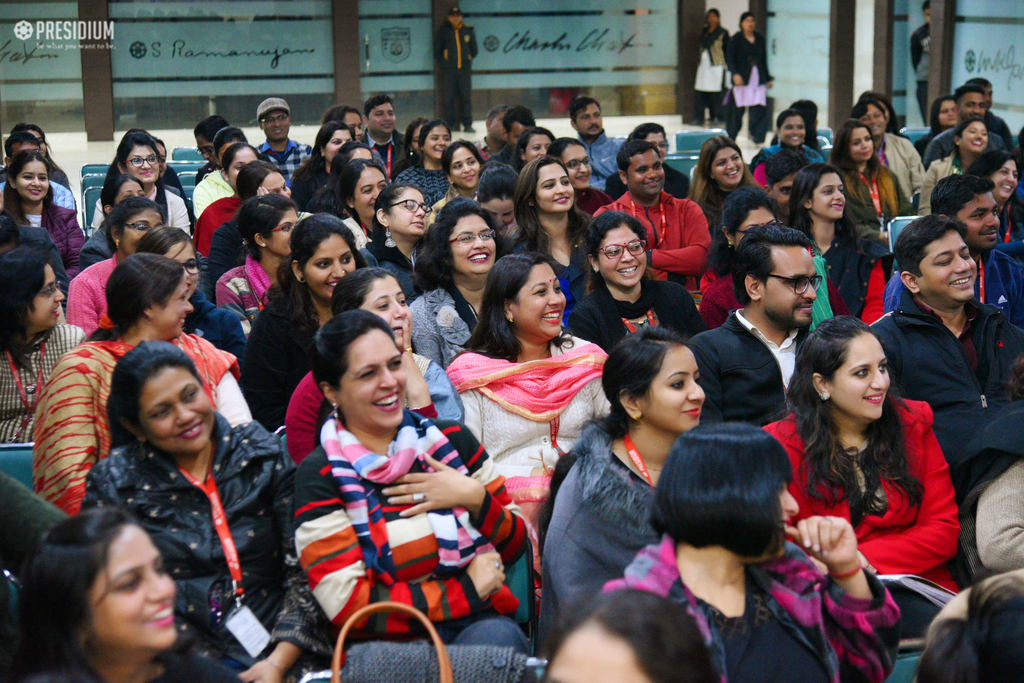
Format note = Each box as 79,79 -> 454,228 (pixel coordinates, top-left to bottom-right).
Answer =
257,97 -> 290,121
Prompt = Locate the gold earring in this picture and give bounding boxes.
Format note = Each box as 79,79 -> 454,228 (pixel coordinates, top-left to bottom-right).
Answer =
632,411 -> 642,420
507,315 -> 514,323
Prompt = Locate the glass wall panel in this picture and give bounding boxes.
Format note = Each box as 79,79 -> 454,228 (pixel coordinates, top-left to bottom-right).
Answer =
767,0 -> 830,126
359,0 -> 436,122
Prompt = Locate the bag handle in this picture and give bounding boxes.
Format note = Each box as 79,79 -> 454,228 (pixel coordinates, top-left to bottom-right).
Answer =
331,601 -> 454,683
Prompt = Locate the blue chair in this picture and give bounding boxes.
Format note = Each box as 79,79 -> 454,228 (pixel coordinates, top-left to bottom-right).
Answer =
172,147 -> 204,162
884,648 -> 922,683
82,174 -> 105,193
503,535 -> 537,653
817,127 -> 834,144
169,161 -> 205,176
888,215 -> 919,271
84,187 -> 102,231
0,443 -> 35,490
674,129 -> 726,154
177,172 -> 197,188
664,154 -> 701,179
900,127 -> 930,145
80,163 -> 109,181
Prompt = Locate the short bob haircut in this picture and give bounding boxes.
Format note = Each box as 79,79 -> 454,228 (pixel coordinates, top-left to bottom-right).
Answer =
309,308 -> 397,391
542,589 -> 717,683
237,194 -> 299,261
731,223 -> 811,305
236,160 -> 285,201
10,507 -> 150,682
893,214 -> 968,277
99,196 -> 165,254
414,198 -> 508,292
91,253 -> 187,342
583,210 -> 649,292
464,252 -> 574,363
99,173 -> 144,214
330,266 -> 397,316
651,422 -> 793,558
0,246 -> 50,353
108,341 -> 202,448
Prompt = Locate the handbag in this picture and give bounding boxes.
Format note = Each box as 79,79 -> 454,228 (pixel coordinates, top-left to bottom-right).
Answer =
331,602 -> 453,683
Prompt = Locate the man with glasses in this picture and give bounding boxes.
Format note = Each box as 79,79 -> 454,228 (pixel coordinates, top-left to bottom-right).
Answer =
688,225 -> 818,425
256,97 -> 311,185
603,123 -> 690,200
594,140 -> 710,288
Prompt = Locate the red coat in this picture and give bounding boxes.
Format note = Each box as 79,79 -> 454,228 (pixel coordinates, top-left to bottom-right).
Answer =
765,399 -> 960,591
194,195 -> 240,256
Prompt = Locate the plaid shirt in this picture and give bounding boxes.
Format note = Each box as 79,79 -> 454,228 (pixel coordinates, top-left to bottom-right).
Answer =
258,139 -> 312,184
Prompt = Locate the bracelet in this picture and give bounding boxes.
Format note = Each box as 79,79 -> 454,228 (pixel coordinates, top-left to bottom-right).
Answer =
829,565 -> 862,581
266,657 -> 285,672
405,347 -> 413,354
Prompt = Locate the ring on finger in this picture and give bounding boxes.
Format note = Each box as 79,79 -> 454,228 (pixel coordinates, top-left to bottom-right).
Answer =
494,560 -> 502,571
412,492 -> 426,502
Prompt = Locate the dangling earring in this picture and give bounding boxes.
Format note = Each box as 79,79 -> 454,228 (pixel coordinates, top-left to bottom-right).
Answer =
819,392 -> 830,401
384,228 -> 396,248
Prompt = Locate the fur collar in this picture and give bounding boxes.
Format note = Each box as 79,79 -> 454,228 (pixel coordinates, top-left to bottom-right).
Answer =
572,422 -> 656,536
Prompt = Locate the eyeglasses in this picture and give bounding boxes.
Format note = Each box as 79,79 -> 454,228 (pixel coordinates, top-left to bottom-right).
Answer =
125,221 -> 161,232
598,239 -> 647,260
37,283 -> 59,298
564,157 -> 592,171
179,259 -> 200,274
262,114 -> 289,124
155,156 -> 166,165
270,222 -> 296,233
449,229 -> 495,245
198,145 -> 215,157
128,156 -> 158,168
390,199 -> 433,215
766,273 -> 823,294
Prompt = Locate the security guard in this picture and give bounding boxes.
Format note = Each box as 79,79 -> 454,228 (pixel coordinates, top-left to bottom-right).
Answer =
435,7 -> 478,133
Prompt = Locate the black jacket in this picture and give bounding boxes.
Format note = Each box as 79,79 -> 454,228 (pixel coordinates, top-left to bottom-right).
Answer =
241,298 -> 315,431
208,218 -> 243,290
688,312 -> 807,425
82,416 -> 321,666
603,163 -> 690,203
823,238 -> 892,318
435,22 -> 478,71
725,31 -> 772,85
569,279 -> 706,352
873,289 -> 1024,476
185,290 -> 246,360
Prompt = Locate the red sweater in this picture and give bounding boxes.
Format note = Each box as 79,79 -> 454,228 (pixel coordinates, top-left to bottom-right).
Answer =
765,399 -> 960,591
194,195 -> 240,256
595,191 -> 710,284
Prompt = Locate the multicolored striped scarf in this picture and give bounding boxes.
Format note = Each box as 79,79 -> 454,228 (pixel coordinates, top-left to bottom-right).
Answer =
319,409 -> 495,584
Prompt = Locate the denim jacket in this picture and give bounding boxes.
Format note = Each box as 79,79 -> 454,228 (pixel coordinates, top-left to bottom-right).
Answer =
578,132 -> 623,192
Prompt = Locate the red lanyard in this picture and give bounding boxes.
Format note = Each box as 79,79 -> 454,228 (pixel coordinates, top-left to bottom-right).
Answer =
978,257 -> 986,304
860,172 -> 882,216
179,465 -> 245,597
622,433 -> 652,485
5,344 -> 45,441
549,415 -> 566,457
629,195 -> 667,247
621,309 -> 658,333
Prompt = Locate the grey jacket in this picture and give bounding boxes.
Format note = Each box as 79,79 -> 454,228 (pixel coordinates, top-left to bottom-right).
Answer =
539,422 -> 658,642
410,287 -> 473,369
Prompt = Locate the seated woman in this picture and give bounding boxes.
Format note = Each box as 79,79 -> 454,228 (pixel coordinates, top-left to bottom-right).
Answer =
539,327 -> 705,639
543,589 -> 717,683
687,136 -> 759,232
967,150 -> 1023,258
514,157 -> 592,319
698,186 -> 850,329
192,142 -> 260,256
0,247 -> 84,443
366,183 -> 429,299
294,309 -> 528,649
10,122 -> 72,191
549,137 -> 614,216
430,140 -> 484,219
216,194 -> 298,334
136,226 -> 246,359
570,211 -> 705,351
83,343 -> 325,677
34,253 -> 247,515
830,119 -> 911,240
309,156 -> 385,251
290,121 -> 354,212
765,316 -> 960,591
79,174 -> 145,270
394,119 -> 452,205
411,198 -> 509,368
511,126 -> 555,174
790,164 -> 892,322
393,116 -> 428,178
447,253 -> 609,529
915,95 -> 958,157
241,214 -> 366,432
285,268 -> 464,462
607,422 -> 901,683
68,197 -> 164,336
10,508 -> 242,683
751,109 -> 826,185
2,150 -> 83,278
476,162 -> 518,234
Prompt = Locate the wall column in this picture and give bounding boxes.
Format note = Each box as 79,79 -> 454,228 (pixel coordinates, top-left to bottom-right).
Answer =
332,0 -> 362,104
827,0 -> 856,130
872,0 -> 894,97
677,0 -> 706,119
928,0 -> 956,108
79,0 -> 114,141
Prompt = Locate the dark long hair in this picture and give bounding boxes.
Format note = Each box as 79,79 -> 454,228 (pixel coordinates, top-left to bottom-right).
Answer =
464,252 -> 574,362
236,194 -> 298,261
787,316 -> 922,523
98,173 -> 144,213
89,254 -> 186,342
100,130 -> 161,197
513,157 -> 590,254
789,163 -> 860,249
511,126 -> 555,173
330,266 -> 394,315
394,116 -> 429,177
291,121 -> 350,183
0,246 -> 49,352
829,119 -> 899,217
11,122 -> 65,178
707,186 -> 775,277
414,197 -> 508,292
929,95 -> 956,136
2,150 -> 55,223
10,507 -> 146,683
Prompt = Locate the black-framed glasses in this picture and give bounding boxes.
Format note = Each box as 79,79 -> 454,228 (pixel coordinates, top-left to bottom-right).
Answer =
766,273 -> 822,294
564,157 -> 591,171
128,155 -> 158,168
180,259 -> 200,274
449,229 -> 495,245
125,221 -> 162,232
389,199 -> 433,215
598,239 -> 647,260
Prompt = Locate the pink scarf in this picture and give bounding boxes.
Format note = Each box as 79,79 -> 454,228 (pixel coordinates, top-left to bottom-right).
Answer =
245,255 -> 272,305
446,342 -> 607,421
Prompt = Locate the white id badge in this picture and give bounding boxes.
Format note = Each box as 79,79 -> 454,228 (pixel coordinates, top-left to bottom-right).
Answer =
224,604 -> 272,658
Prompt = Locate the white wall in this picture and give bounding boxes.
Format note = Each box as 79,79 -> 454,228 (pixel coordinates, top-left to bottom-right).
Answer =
711,0 -> 747,35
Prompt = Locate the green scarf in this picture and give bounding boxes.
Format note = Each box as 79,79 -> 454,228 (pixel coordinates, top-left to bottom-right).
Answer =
808,245 -> 834,331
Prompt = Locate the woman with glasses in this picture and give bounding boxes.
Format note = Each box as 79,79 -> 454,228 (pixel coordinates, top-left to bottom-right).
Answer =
0,247 -> 84,443
217,194 -> 298,334
790,164 -> 892,323
549,138 -> 614,216
68,197 -> 166,336
136,226 -> 246,359
95,130 -> 189,232
570,211 -> 705,352
411,198 -> 511,368
366,184 -> 430,300
394,119 -> 452,206
429,141 -> 485,220
35,253 -> 247,514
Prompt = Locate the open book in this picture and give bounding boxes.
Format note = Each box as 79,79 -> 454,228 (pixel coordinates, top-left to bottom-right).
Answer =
879,574 -> 957,608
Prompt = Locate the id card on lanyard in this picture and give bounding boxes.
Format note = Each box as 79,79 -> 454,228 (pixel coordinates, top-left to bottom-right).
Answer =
179,466 -> 271,657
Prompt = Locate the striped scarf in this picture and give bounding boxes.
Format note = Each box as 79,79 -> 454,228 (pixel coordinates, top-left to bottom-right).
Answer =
319,409 -> 495,584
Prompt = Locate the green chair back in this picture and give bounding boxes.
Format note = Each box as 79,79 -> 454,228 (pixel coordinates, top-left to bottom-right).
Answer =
81,174 -> 106,193
665,154 -> 701,179
177,172 -> 198,188
674,129 -> 726,154
0,443 -> 34,490
503,535 -> 537,652
172,147 -> 205,162
884,650 -> 921,683
84,187 -> 103,230
80,163 -> 109,181
900,127 -> 930,145
169,161 -> 205,176
817,127 -> 834,144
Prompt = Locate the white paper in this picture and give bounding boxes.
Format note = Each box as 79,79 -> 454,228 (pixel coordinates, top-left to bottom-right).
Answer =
225,604 -> 272,658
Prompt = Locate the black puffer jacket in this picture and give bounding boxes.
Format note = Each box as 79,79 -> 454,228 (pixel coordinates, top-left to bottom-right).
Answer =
82,415 -> 326,667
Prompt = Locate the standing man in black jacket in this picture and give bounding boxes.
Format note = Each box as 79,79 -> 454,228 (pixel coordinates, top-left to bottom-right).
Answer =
688,225 -> 817,425
874,214 -> 1024,481
435,7 -> 478,133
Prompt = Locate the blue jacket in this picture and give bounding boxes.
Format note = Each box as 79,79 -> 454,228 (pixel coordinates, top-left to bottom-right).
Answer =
185,290 -> 247,360
884,248 -> 1024,327
578,132 -> 623,192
